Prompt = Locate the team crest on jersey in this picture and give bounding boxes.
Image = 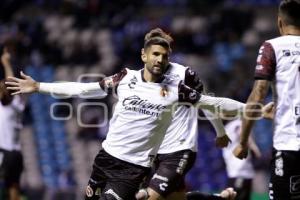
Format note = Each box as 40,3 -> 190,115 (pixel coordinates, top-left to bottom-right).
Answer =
86,185 -> 94,197
160,85 -> 169,97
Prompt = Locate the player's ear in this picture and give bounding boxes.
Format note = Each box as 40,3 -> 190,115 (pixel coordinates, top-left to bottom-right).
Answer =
277,15 -> 284,35
141,48 -> 147,62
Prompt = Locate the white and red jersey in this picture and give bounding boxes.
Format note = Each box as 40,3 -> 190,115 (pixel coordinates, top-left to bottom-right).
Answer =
0,95 -> 25,151
255,35 -> 300,150
157,62 -> 200,154
38,66 -> 244,167
222,119 -> 255,179
101,68 -> 200,167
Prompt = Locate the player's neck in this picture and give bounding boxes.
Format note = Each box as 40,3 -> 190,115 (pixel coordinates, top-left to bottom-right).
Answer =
283,25 -> 300,36
143,68 -> 162,82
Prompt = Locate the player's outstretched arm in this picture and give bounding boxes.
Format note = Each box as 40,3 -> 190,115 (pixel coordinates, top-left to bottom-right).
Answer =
202,109 -> 231,148
197,95 -> 245,116
6,71 -> 107,97
1,46 -> 14,78
6,71 -> 39,95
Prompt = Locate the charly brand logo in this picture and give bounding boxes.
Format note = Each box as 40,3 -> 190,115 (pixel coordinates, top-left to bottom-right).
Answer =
128,76 -> 137,89
283,50 -> 291,56
290,175 -> 300,194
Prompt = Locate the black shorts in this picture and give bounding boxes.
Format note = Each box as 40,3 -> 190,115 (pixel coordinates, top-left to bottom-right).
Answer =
148,150 -> 197,197
85,149 -> 150,200
0,149 -> 23,187
269,148 -> 300,200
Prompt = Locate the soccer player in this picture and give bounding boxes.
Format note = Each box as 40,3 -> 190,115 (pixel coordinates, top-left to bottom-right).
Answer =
136,29 -> 232,200
233,0 -> 300,199
0,46 -> 25,200
222,119 -> 261,200
6,28 -> 245,200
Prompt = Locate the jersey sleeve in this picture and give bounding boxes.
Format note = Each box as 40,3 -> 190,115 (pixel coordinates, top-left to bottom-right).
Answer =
38,69 -> 127,97
198,95 -> 245,116
178,81 -> 201,104
184,67 -> 204,93
254,42 -> 276,81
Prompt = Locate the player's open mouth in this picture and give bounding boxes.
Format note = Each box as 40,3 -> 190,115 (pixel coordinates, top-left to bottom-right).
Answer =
153,65 -> 162,70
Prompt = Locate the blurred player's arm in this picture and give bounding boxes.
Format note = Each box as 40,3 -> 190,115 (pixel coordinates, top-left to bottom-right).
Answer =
233,80 -> 270,159
1,47 -> 14,78
202,109 -> 231,148
248,135 -> 262,158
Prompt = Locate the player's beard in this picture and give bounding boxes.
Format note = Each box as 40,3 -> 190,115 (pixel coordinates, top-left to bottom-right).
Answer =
146,63 -> 166,77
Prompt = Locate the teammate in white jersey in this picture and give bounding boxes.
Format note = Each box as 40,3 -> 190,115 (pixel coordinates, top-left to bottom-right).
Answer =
233,0 -> 300,199
6,28 -> 245,200
0,44 -> 25,200
143,62 -> 231,200
222,119 -> 261,200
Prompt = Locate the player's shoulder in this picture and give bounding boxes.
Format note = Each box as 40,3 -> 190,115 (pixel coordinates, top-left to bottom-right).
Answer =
265,35 -> 297,47
166,62 -> 188,78
169,62 -> 187,69
122,67 -> 140,75
115,67 -> 142,84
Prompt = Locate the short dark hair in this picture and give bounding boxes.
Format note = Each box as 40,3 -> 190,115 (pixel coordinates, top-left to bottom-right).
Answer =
279,0 -> 300,27
144,28 -> 173,52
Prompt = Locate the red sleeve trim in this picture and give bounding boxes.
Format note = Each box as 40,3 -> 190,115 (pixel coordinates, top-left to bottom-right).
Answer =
178,81 -> 201,104
99,68 -> 128,90
184,67 -> 203,93
254,42 -> 276,81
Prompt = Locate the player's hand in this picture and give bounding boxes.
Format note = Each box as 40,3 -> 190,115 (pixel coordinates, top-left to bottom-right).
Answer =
215,134 -> 231,148
262,102 -> 275,120
135,189 -> 148,200
219,187 -> 237,200
233,144 -> 249,159
5,71 -> 39,95
1,47 -> 11,67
